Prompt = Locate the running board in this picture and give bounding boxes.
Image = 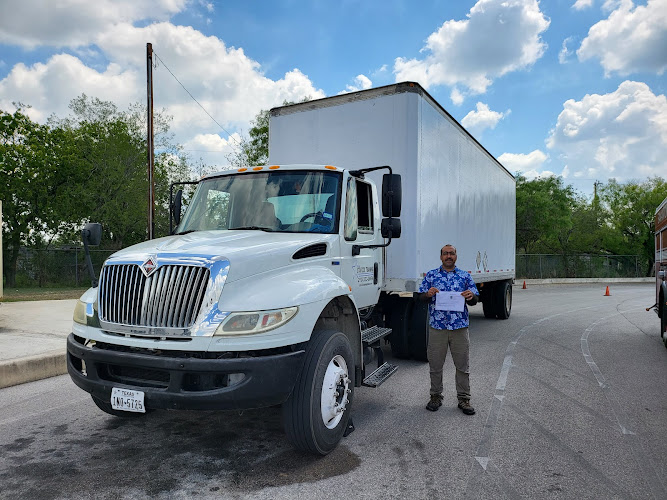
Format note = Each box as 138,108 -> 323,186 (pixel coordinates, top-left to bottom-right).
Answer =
362,362 -> 398,388
361,326 -> 392,345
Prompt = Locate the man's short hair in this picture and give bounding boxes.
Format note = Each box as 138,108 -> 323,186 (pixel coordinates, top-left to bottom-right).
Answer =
440,244 -> 457,254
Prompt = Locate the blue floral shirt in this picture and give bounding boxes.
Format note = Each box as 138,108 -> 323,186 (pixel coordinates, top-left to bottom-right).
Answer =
419,266 -> 479,330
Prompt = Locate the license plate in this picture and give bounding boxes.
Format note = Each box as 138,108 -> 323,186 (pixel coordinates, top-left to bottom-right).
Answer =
110,387 -> 146,413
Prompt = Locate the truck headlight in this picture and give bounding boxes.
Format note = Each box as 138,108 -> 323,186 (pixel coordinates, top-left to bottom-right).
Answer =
215,307 -> 298,336
73,292 -> 100,327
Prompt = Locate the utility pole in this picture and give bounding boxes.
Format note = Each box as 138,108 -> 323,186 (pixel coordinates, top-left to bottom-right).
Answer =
146,43 -> 155,239
593,180 -> 601,200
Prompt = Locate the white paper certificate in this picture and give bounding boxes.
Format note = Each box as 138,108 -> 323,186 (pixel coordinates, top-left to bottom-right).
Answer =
435,291 -> 465,312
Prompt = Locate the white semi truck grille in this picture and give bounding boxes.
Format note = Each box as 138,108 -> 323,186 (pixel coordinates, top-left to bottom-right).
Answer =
98,264 -> 210,329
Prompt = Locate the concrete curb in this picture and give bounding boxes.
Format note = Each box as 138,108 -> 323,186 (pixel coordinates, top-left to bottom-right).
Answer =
518,278 -> 653,285
0,351 -> 67,389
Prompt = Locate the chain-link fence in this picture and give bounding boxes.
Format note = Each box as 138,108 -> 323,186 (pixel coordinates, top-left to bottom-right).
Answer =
6,248 -> 647,287
10,247 -> 116,288
516,254 -> 644,279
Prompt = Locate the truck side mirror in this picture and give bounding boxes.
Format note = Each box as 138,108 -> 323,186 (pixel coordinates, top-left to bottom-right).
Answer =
381,218 -> 401,239
81,223 -> 102,287
172,189 -> 183,226
82,223 -> 102,246
382,174 -> 402,218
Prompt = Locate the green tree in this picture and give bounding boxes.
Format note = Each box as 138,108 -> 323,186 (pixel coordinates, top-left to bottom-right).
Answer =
600,177 -> 667,276
0,107 -> 81,286
54,95 -> 193,247
515,175 -> 576,254
226,99 -> 310,168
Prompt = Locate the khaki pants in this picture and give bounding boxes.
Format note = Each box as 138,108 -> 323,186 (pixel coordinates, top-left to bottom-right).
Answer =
428,326 -> 471,401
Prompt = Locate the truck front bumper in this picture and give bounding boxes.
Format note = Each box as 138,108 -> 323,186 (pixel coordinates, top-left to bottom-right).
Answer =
67,334 -> 305,411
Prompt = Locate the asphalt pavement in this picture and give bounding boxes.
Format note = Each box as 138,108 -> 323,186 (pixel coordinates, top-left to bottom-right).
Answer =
0,278 -> 653,389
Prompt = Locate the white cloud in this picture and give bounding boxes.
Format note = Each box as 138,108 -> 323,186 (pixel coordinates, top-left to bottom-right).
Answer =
0,54 -> 139,123
0,7 -> 325,170
393,0 -> 549,98
460,102 -> 510,135
450,88 -> 465,106
341,75 -> 373,94
572,0 -> 594,10
498,150 -> 549,178
0,0 -> 186,49
559,37 -> 575,64
577,0 -> 667,76
546,80 -> 667,182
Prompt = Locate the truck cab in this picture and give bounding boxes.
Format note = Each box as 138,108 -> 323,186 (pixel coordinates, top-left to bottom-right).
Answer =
68,164 -> 401,455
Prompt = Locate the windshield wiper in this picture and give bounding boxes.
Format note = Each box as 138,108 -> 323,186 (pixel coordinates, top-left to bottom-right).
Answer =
232,226 -> 275,232
175,230 -> 197,235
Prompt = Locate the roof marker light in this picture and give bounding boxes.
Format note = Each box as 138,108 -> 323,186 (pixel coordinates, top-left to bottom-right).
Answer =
253,167 -> 263,171
325,165 -> 337,170
238,168 -> 247,172
269,165 -> 280,170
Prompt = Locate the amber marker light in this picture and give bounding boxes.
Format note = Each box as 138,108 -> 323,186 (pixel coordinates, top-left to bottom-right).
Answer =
325,165 -> 337,170
269,165 -> 280,170
238,168 -> 247,172
253,166 -> 263,171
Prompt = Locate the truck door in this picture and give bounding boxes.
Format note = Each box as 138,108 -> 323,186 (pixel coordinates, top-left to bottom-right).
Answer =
341,176 -> 382,309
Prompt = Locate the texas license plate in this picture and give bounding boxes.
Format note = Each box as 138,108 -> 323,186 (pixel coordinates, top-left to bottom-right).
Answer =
110,387 -> 146,413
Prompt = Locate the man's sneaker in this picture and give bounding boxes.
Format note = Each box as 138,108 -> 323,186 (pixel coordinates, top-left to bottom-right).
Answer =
458,400 -> 475,415
426,394 -> 443,411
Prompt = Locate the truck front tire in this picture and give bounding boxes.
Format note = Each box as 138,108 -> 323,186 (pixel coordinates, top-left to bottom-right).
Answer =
282,329 -> 355,455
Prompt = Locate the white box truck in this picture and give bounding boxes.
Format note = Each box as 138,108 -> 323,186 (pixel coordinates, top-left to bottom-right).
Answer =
67,82 -> 515,455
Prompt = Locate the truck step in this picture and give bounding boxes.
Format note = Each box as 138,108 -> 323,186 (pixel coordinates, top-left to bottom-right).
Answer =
362,362 -> 398,388
361,326 -> 392,345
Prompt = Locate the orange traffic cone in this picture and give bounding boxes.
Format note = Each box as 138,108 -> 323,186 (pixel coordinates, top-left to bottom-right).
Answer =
522,281 -> 526,289
604,286 -> 611,296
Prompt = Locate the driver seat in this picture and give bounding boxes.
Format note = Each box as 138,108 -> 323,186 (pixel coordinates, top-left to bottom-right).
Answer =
255,201 -> 281,229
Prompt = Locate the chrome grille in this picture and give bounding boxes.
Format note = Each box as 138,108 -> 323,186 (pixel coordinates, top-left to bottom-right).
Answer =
99,264 -> 210,329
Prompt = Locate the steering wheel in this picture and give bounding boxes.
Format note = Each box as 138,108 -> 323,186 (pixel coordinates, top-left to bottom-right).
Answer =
300,212 -> 320,223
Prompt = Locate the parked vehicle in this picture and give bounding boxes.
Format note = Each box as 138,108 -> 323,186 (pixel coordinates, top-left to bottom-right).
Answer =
67,82 -> 515,455
651,196 -> 667,347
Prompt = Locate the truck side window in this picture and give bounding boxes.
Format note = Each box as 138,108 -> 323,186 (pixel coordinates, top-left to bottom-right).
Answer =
344,177 -> 358,241
356,180 -> 373,233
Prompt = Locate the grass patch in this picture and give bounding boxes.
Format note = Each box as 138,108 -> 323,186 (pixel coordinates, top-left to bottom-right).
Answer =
1,287 -> 89,302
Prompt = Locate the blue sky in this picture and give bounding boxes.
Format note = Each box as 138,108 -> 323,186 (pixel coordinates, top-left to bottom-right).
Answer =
1,0 -> 665,196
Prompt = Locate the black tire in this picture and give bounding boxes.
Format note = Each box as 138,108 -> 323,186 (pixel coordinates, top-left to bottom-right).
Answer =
91,395 -> 152,418
660,293 -> 667,348
282,329 -> 354,455
389,296 -> 412,359
481,286 -> 497,318
497,281 -> 512,320
410,300 -> 429,362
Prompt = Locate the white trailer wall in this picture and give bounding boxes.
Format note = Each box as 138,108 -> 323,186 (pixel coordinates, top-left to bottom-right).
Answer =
269,83 -> 515,292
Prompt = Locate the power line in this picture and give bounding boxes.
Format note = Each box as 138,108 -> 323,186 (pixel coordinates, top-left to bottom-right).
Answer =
152,51 -> 241,152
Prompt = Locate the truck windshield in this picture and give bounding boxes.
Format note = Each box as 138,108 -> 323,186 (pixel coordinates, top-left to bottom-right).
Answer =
176,170 -> 341,234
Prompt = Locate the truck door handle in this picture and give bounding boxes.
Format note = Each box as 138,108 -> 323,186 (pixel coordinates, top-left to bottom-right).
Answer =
374,262 -> 378,285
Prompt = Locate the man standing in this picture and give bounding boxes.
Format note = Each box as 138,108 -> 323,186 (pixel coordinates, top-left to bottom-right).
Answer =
418,244 -> 479,415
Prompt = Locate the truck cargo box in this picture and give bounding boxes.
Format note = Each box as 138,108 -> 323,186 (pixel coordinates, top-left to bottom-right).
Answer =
269,82 -> 515,292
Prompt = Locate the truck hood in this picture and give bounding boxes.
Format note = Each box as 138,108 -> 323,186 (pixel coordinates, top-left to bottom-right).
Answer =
105,230 -> 333,283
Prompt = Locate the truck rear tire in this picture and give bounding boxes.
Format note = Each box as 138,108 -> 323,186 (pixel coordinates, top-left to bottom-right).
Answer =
481,285 -> 497,318
389,296 -> 412,359
497,281 -> 512,320
410,300 -> 429,362
282,329 -> 354,455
